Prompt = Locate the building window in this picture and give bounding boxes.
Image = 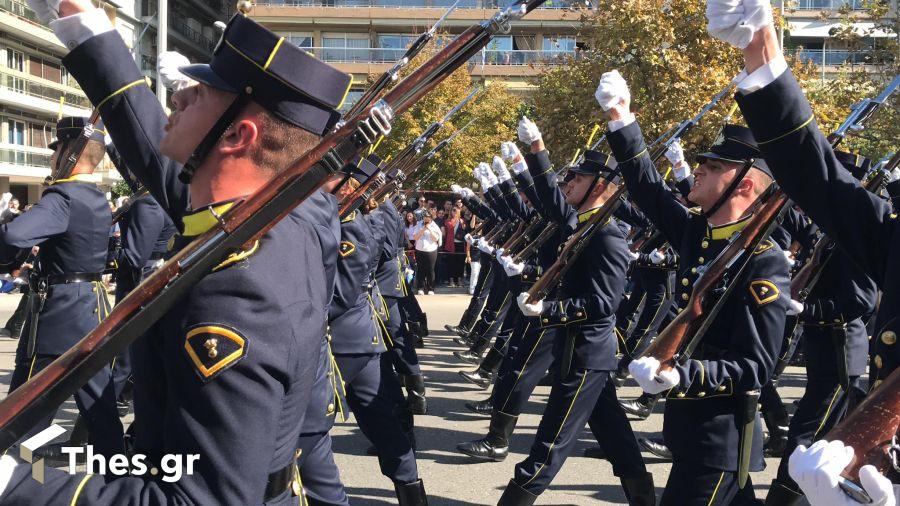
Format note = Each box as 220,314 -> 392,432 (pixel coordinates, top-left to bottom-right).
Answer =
6,119 -> 27,165
6,49 -> 24,72
281,32 -> 314,49
322,33 -> 369,62
377,34 -> 418,62
543,36 -> 576,52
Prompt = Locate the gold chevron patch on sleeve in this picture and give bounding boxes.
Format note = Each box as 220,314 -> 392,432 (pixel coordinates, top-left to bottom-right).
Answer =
749,280 -> 779,306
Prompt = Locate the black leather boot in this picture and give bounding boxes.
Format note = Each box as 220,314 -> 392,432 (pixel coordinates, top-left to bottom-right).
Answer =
459,368 -> 492,389
764,480 -> 804,506
497,479 -> 537,506
583,445 -> 607,459
621,472 -> 656,506
638,437 -> 672,460
405,375 -> 428,415
763,403 -> 790,457
465,397 -> 494,416
453,335 -> 475,347
457,411 -> 517,461
620,393 -> 658,420
420,313 -> 429,337
395,479 -> 428,506
454,349 -> 482,365
480,347 -> 504,373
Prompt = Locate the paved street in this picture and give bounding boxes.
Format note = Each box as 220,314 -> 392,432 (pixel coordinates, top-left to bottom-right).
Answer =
0,291 -> 809,505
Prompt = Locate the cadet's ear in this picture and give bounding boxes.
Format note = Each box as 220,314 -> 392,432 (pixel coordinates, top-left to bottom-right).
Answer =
219,118 -> 259,158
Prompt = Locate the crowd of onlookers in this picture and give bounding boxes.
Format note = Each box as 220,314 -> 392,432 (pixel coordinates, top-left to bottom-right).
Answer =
401,194 -> 481,295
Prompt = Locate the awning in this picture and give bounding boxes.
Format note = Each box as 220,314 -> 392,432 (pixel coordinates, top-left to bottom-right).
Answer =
787,20 -> 896,38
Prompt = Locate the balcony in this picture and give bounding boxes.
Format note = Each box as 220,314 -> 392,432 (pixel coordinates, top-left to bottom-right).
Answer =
257,0 -> 591,8
791,48 -> 888,65
0,0 -> 43,24
785,0 -> 867,9
0,144 -> 51,181
170,17 -> 217,54
0,68 -> 92,117
308,46 -> 580,65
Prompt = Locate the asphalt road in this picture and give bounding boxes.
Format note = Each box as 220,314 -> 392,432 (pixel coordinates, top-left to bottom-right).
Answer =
0,291 -> 810,505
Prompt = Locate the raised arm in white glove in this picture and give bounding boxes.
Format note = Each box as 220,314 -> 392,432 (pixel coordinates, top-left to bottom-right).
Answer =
789,440 -> 898,506
493,156 -> 512,183
517,116 -> 542,145
464,233 -> 474,245
516,292 -> 544,317
666,140 -> 692,181
888,167 -> 900,183
26,0 -> 61,23
451,184 -> 463,195
649,249 -> 666,264
706,0 -> 774,49
460,187 -> 475,199
596,71 -> 635,127
501,141 -> 524,164
481,163 -> 499,188
477,237 -> 494,255
158,51 -> 197,92
628,357 -> 680,395
786,299 -> 805,316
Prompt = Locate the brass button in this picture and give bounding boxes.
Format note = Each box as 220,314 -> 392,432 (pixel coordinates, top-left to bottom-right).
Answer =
691,268 -> 698,274
676,392 -> 685,398
576,312 -> 583,317
327,403 -> 335,412
681,278 -> 689,286
295,449 -> 303,459
92,308 -> 98,314
560,316 -> 568,322
698,257 -> 705,264
881,330 -> 896,345
717,385 -> 726,392
542,318 -> 549,324
681,293 -> 689,301
697,391 -> 706,397
891,213 -> 898,220
701,240 -> 709,249
874,355 -> 883,369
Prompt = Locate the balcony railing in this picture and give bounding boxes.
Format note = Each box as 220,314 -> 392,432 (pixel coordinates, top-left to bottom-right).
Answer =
170,17 -> 217,52
791,48 -> 887,65
258,0 -> 593,9
0,145 -> 51,169
0,69 -> 92,109
307,47 -> 581,64
0,0 -> 46,25
785,0 -> 867,9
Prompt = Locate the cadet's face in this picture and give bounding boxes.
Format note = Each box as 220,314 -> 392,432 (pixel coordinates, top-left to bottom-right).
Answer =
563,173 -> 593,206
689,159 -> 742,211
161,84 -> 236,164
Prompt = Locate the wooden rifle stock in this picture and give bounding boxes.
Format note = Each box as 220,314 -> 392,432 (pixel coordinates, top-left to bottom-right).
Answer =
0,0 -> 550,451
629,228 -> 662,254
824,368 -> 900,502
503,217 -> 543,255
512,221 -> 558,263
111,188 -> 150,224
499,221 -> 527,251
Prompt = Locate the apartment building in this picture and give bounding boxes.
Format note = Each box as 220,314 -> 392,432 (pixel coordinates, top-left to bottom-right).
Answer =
0,0 -> 225,205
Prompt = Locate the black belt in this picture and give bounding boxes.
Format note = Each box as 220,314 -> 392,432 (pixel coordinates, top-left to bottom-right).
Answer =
46,272 -> 102,285
264,461 -> 297,501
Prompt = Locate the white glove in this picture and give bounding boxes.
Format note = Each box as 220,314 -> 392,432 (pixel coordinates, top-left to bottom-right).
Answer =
464,233 -> 474,245
665,140 -> 686,166
451,184 -> 463,195
501,141 -> 523,163
516,292 -> 544,317
492,156 -> 512,183
706,0 -> 774,50
649,249 -> 666,264
594,70 -> 631,112
495,248 -> 505,261
26,0 -> 61,23
787,299 -> 805,316
783,249 -> 796,268
479,163 -> 498,188
0,454 -> 19,498
460,187 -> 475,199
673,163 -> 691,182
628,357 -> 680,395
157,51 -> 196,92
627,250 -> 639,262
477,238 -> 494,255
888,167 -> 900,183
502,256 -> 525,277
517,116 -> 542,144
789,440 -> 898,506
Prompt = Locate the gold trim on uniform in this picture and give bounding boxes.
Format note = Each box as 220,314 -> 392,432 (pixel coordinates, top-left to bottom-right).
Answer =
183,325 -> 248,382
749,280 -> 780,306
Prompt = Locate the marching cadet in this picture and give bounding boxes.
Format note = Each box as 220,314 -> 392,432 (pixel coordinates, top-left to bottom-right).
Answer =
487,118 -> 652,505
702,2 -> 898,502
0,1 -> 347,503
323,157 -> 427,504
0,115 -> 123,460
597,69 -> 790,504
371,191 -> 428,415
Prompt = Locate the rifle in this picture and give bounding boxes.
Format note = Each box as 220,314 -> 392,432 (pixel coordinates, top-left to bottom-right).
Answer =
342,0 -> 460,120
641,75 -> 900,372
0,0 -> 548,452
501,214 -> 543,254
111,188 -> 150,224
824,368 -> 900,503
339,86 -> 481,217
526,81 -> 736,303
